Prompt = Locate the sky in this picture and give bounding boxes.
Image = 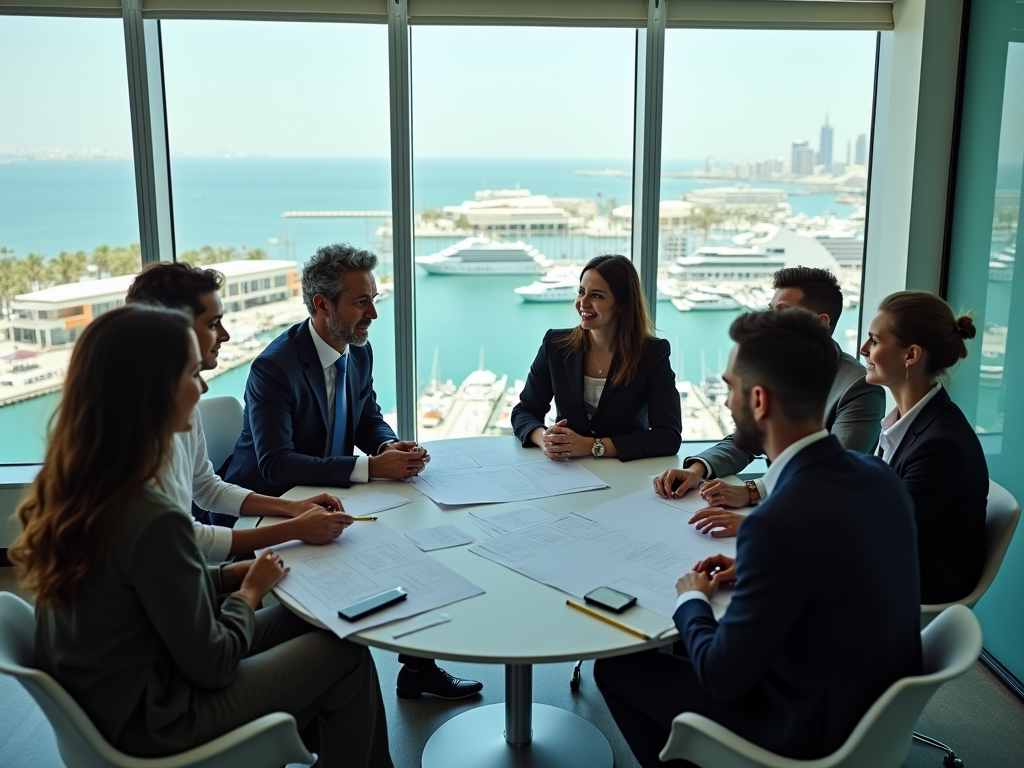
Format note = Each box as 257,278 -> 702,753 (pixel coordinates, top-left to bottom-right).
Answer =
0,16 -> 877,162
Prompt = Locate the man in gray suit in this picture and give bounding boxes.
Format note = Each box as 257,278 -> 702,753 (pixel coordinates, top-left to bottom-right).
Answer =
655,267 -> 885,528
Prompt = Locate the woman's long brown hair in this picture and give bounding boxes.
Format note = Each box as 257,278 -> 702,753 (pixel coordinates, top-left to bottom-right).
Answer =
556,254 -> 656,388
9,305 -> 194,609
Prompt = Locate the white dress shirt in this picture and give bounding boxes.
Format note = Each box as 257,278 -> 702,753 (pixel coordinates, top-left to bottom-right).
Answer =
675,429 -> 830,612
876,383 -> 942,464
160,407 -> 251,563
307,320 -> 370,483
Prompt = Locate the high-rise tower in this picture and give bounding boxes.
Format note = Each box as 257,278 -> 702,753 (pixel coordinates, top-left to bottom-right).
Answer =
855,133 -> 868,166
817,114 -> 834,174
792,139 -> 814,177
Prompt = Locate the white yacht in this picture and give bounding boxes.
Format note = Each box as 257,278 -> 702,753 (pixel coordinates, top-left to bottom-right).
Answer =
670,245 -> 787,284
416,237 -> 548,276
671,291 -> 741,312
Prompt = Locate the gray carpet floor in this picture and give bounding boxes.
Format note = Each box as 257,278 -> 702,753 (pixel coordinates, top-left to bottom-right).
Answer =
3,565 -> 1023,768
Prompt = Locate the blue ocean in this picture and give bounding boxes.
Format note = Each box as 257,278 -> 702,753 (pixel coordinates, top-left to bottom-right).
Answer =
0,157 -> 862,463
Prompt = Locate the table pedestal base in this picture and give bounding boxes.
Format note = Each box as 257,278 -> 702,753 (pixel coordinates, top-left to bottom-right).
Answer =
421,703 -> 613,768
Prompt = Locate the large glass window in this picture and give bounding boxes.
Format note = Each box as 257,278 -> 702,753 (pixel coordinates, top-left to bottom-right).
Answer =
946,0 -> 1024,683
410,26 -> 635,439
160,20 -> 396,421
0,16 -> 141,463
659,30 -> 877,440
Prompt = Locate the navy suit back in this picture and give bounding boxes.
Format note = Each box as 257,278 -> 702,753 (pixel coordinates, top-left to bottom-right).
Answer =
675,436 -> 922,759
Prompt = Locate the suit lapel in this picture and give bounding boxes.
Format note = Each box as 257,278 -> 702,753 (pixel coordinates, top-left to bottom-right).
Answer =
774,434 -> 844,489
889,388 -> 950,469
591,353 -> 619,421
297,321 -> 330,433
345,350 -> 359,453
567,349 -> 587,423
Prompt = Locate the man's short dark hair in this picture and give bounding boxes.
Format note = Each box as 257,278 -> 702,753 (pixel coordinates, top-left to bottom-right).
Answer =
729,308 -> 838,424
126,262 -> 224,320
773,266 -> 843,331
302,243 -> 378,315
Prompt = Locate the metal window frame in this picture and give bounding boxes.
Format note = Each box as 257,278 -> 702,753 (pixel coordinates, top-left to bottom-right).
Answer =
122,0 -> 174,265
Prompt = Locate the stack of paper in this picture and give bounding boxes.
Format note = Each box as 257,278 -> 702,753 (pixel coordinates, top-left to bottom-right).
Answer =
470,505 -> 560,538
273,520 -> 484,639
410,438 -> 607,506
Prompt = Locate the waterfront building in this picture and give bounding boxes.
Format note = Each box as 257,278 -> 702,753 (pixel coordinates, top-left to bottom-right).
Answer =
442,192 -> 572,235
9,259 -> 299,348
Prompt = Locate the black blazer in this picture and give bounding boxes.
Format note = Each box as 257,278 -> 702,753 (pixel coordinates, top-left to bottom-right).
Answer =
511,329 -> 682,461
674,435 -> 923,760
224,320 -> 397,496
887,387 -> 988,604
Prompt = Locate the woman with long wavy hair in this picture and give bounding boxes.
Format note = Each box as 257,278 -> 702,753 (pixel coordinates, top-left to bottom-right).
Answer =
10,305 -> 392,766
511,254 -> 682,461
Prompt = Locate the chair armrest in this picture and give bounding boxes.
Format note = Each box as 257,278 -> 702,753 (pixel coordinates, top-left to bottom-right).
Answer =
660,712 -> 818,768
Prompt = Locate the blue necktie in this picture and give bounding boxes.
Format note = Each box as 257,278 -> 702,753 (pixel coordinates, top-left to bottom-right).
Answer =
330,355 -> 348,456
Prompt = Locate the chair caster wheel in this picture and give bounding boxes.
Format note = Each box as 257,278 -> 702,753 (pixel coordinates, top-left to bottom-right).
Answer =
569,670 -> 581,692
943,758 -> 964,768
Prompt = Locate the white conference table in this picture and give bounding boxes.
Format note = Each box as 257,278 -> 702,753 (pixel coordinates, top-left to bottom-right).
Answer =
265,438 -> 735,768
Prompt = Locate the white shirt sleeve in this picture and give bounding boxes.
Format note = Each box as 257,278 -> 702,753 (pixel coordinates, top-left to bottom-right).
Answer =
754,478 -> 767,503
684,457 -> 714,479
192,520 -> 234,564
190,409 -> 251,517
350,455 -> 369,483
674,590 -> 711,612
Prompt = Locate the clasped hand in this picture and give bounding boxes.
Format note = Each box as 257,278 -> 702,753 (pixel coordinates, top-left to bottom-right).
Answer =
540,419 -> 591,461
369,440 -> 430,479
675,554 -> 736,598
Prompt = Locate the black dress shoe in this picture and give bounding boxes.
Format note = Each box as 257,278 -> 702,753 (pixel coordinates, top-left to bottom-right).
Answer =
396,663 -> 483,700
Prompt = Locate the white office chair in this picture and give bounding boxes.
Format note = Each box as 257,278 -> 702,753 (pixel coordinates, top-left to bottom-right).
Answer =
911,479 -> 1020,766
0,592 -> 315,768
196,396 -> 243,473
659,604 -> 983,768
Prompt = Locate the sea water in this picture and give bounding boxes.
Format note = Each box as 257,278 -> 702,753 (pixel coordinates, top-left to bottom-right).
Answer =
0,157 -> 862,463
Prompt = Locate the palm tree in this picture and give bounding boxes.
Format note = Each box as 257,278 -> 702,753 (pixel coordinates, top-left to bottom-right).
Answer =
22,252 -> 50,290
688,207 -> 727,244
90,244 -> 114,277
0,257 -> 29,319
50,250 -> 89,285
107,244 -> 141,276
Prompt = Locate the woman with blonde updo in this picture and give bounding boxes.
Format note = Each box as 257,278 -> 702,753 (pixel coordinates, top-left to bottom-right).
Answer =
860,291 -> 987,604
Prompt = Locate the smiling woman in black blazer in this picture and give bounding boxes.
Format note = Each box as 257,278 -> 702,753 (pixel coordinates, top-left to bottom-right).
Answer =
511,254 -> 681,461
860,291 -> 987,604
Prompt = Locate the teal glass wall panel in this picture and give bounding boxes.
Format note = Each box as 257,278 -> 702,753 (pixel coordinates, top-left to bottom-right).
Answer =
946,0 -> 1024,682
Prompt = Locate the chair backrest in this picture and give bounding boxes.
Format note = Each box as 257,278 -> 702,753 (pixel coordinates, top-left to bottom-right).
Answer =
922,479 -> 1020,616
196,396 -> 244,473
0,592 -> 135,768
660,605 -> 983,768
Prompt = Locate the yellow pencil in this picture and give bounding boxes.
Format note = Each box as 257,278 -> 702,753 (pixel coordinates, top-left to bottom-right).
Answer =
351,516 -> 378,521
565,600 -> 652,641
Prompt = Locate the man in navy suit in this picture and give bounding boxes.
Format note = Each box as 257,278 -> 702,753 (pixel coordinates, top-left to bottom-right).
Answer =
595,309 -> 922,767
225,243 -> 483,701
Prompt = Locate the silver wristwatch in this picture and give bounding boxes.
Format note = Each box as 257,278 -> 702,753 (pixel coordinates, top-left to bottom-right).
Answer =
591,437 -> 605,458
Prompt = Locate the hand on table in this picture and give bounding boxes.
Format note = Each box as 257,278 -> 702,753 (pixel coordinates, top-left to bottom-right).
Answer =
286,492 -> 344,516
290,506 -> 354,544
654,465 -> 705,499
385,440 -> 430,464
688,507 -> 744,538
699,479 -> 750,509
540,419 -> 591,461
369,446 -> 428,479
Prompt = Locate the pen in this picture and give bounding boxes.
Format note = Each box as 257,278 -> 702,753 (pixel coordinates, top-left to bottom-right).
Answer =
352,516 -> 378,521
565,600 -> 653,641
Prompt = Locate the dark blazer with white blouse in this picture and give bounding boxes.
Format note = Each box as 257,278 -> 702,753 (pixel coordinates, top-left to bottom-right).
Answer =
511,329 -> 682,461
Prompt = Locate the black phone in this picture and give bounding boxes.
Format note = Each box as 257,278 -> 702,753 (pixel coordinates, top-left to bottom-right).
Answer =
584,586 -> 637,613
338,587 -> 408,622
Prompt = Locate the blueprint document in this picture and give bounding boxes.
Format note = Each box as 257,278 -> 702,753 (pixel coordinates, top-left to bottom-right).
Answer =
470,495 -> 736,619
273,520 -> 484,640
410,438 -> 607,505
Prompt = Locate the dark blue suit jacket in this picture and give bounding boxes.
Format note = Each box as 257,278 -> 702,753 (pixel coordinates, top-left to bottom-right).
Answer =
510,329 -> 682,460
673,435 -> 922,760
888,387 -> 988,604
223,320 -> 397,496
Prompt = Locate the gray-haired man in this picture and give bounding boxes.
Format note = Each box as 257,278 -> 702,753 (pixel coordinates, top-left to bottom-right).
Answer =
225,243 -> 483,700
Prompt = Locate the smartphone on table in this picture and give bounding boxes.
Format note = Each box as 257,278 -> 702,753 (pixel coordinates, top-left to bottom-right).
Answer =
338,587 -> 407,622
584,586 -> 637,613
